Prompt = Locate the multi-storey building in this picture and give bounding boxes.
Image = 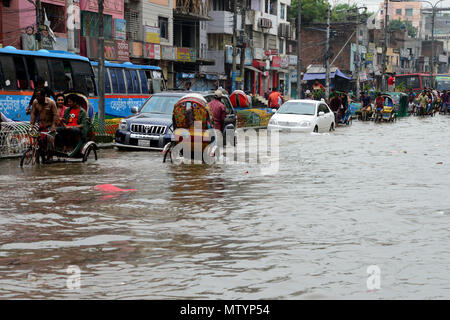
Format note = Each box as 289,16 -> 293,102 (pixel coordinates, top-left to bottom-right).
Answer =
378,1 -> 423,38
0,0 -> 81,51
125,0 -> 175,87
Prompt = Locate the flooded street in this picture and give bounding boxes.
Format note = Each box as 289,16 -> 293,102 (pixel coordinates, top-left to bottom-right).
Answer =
1,115 -> 449,299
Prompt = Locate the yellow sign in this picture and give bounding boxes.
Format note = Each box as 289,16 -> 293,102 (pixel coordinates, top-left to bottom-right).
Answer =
145,26 -> 160,44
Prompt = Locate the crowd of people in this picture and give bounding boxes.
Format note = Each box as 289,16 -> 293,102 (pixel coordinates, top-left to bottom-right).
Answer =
406,88 -> 449,116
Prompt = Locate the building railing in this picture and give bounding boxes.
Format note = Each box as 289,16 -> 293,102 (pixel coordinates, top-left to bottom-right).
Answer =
175,0 -> 209,17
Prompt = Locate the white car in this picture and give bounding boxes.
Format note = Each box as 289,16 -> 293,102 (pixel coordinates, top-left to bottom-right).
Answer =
267,99 -> 335,133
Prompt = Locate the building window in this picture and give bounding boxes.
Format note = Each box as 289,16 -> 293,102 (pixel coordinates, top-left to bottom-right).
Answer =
280,4 -> 286,20
81,11 -> 112,39
279,38 -> 284,54
396,9 -> 402,15
159,17 -> 169,40
406,9 -> 413,16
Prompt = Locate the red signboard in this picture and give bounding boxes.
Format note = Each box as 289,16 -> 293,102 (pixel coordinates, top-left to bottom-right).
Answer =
271,56 -> 281,69
265,49 -> 279,56
116,40 -> 129,61
253,60 -> 266,69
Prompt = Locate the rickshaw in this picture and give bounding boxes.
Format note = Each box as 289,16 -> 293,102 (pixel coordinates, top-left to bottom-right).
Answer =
162,93 -> 217,164
20,92 -> 98,167
374,94 -> 396,123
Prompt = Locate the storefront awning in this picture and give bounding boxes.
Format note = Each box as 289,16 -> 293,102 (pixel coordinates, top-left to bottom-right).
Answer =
245,66 -> 262,73
303,68 -> 351,81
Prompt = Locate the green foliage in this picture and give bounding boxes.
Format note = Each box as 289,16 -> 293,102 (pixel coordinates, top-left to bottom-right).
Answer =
288,0 -> 374,23
312,88 -> 324,100
388,19 -> 417,38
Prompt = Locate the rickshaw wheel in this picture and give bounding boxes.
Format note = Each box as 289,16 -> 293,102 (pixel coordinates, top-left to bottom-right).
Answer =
20,147 -> 40,167
82,145 -> 97,162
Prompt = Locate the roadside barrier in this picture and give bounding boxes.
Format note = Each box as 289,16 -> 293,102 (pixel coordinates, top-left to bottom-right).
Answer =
0,120 -> 119,159
0,122 -> 31,158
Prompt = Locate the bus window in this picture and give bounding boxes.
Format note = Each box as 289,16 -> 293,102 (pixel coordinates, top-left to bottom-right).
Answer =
14,56 -> 28,89
396,76 -> 420,90
0,55 -> 17,90
104,69 -> 111,94
422,76 -> 432,88
109,68 -> 119,93
115,69 -> 126,93
35,58 -> 51,85
145,70 -> 152,93
49,59 -> 68,92
71,60 -> 97,96
138,70 -> 149,93
130,70 -> 140,94
124,69 -> 133,94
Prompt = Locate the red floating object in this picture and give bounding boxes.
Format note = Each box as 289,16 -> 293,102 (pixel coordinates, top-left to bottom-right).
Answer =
230,90 -> 250,108
94,184 -> 137,193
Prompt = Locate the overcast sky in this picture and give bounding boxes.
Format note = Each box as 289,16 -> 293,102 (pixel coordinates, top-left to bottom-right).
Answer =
334,0 -> 450,13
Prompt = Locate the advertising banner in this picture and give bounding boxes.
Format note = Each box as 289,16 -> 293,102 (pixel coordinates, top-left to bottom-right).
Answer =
177,47 -> 196,62
116,40 -> 129,61
144,26 -> 160,44
114,19 -> 126,40
145,43 -> 161,60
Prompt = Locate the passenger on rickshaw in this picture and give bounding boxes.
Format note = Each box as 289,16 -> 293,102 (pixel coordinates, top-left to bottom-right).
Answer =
360,92 -> 372,120
55,94 -> 88,153
55,94 -> 67,126
29,88 -> 58,159
374,93 -> 384,119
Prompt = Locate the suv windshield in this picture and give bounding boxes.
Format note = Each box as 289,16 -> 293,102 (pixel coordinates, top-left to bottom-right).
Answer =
140,95 -> 181,114
278,101 -> 316,115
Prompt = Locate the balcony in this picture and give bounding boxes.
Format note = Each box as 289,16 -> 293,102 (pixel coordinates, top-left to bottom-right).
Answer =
207,11 -> 241,34
175,0 -> 211,21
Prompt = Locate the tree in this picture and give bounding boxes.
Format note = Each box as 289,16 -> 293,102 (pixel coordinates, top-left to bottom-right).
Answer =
288,0 -> 328,24
388,19 -> 418,38
288,0 -> 374,24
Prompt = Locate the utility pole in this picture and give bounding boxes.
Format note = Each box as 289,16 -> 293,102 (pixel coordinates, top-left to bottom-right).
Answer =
232,0 -> 238,92
431,7 -> 435,85
240,2 -> 246,91
297,0 -> 302,98
381,0 -> 388,92
67,0 -> 75,52
355,11 -> 361,101
36,0 -> 43,49
98,0 -> 105,135
325,5 -> 331,99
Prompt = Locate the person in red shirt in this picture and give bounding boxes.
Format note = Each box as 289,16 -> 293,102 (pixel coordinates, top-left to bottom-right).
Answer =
388,75 -> 395,91
268,88 -> 284,109
207,90 -> 227,132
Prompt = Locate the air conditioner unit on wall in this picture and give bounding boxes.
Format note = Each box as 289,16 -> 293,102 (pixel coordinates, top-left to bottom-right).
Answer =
259,18 -> 272,29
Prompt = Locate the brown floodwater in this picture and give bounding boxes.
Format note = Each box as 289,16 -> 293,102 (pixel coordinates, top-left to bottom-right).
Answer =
0,115 -> 449,299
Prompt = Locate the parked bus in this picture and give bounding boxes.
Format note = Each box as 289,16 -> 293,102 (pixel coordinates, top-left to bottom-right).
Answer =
436,75 -> 450,91
0,46 -> 97,121
90,61 -> 166,118
394,73 -> 434,92
0,46 -> 167,121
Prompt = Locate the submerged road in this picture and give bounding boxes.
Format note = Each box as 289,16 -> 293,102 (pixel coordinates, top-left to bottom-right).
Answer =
0,115 -> 449,299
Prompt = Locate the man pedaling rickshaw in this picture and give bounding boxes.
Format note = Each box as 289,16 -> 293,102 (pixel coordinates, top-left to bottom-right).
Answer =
374,93 -> 384,121
29,88 -> 58,161
55,93 -> 89,153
